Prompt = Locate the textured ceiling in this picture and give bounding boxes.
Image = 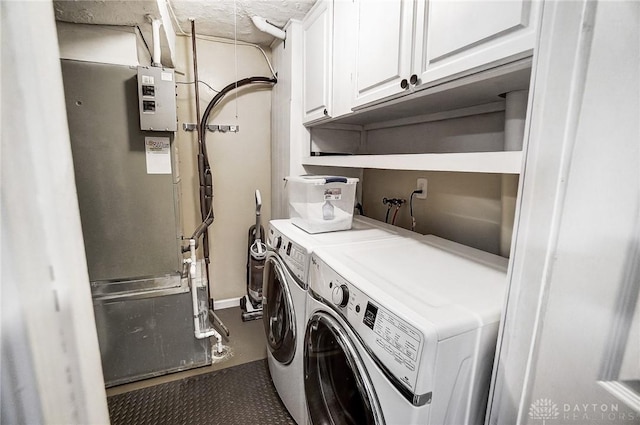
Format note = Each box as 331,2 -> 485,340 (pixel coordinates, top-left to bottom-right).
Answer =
53,0 -> 316,46
54,1 -> 159,28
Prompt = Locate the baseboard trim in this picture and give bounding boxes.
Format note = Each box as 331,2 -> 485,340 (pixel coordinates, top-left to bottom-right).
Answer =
213,297 -> 242,310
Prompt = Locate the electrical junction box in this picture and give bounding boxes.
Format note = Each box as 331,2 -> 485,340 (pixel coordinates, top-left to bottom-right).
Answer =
137,66 -> 177,131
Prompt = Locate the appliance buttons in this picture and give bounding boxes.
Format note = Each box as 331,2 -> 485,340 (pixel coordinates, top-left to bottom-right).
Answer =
404,360 -> 416,371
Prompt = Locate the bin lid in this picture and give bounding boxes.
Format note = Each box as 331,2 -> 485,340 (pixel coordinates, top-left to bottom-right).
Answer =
285,175 -> 359,185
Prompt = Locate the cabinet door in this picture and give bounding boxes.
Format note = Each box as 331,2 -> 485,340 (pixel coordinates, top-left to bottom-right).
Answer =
415,0 -> 540,86
352,0 -> 414,108
303,0 -> 333,123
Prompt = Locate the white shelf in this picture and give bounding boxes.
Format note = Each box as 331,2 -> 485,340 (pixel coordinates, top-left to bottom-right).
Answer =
302,151 -> 523,174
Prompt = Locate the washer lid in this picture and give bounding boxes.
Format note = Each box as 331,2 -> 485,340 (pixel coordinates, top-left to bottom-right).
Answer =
312,237 -> 508,340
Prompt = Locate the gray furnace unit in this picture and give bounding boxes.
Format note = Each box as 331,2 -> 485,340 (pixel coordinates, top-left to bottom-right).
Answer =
61,60 -> 211,387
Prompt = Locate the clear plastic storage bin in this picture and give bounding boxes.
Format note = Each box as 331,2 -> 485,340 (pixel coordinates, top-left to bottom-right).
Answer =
286,175 -> 359,233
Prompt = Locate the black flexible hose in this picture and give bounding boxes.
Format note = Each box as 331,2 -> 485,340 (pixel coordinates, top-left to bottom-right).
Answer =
198,76 -> 277,217
181,204 -> 213,252
200,77 -> 277,160
410,189 -> 422,231
385,205 -> 392,223
182,76 -> 277,255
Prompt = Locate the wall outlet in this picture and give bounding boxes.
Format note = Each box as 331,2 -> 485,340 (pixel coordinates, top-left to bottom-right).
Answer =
416,178 -> 428,199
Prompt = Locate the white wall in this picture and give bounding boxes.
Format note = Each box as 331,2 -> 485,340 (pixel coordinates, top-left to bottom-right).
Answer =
271,34 -> 291,219
57,22 -> 137,65
174,36 -> 273,302
57,21 -> 150,66
488,1 -> 640,423
365,111 -> 505,154
521,0 -> 639,419
362,169 -> 517,256
2,2 -> 109,423
271,20 -> 313,219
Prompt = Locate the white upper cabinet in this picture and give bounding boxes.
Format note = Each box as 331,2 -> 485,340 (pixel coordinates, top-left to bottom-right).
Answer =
352,0 -> 415,108
414,0 -> 541,86
349,0 -> 540,110
303,0 -> 333,123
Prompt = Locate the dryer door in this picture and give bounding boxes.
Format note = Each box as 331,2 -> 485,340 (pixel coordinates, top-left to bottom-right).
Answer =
262,253 -> 296,365
304,312 -> 385,425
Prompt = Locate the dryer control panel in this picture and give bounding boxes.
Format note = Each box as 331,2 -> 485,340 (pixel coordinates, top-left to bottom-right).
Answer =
268,227 -> 308,286
309,254 -> 426,394
363,301 -> 421,368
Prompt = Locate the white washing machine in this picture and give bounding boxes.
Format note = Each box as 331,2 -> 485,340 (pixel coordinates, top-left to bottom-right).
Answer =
304,236 -> 508,425
262,216 -> 419,425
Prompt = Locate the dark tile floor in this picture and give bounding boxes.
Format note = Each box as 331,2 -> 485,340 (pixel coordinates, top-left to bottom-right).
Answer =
108,359 -> 295,425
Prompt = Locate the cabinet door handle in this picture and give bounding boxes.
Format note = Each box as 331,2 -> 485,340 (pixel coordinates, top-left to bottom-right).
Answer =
323,108 -> 328,116
410,74 -> 419,86
400,79 -> 409,90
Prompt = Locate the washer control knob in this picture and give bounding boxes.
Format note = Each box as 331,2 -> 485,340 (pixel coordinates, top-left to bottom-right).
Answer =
275,236 -> 282,249
332,284 -> 349,307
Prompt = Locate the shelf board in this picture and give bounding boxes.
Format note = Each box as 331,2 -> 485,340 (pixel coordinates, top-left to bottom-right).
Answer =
302,151 -> 523,174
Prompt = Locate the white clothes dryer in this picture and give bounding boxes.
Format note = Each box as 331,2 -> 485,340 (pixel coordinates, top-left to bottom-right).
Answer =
304,236 -> 508,425
262,216 -> 418,425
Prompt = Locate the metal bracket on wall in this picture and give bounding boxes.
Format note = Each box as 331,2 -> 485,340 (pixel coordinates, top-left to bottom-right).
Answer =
207,124 -> 239,133
182,123 -> 240,133
183,123 -> 197,131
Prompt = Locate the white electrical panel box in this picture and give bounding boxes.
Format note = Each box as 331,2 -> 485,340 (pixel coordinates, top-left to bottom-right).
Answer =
137,66 -> 177,131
